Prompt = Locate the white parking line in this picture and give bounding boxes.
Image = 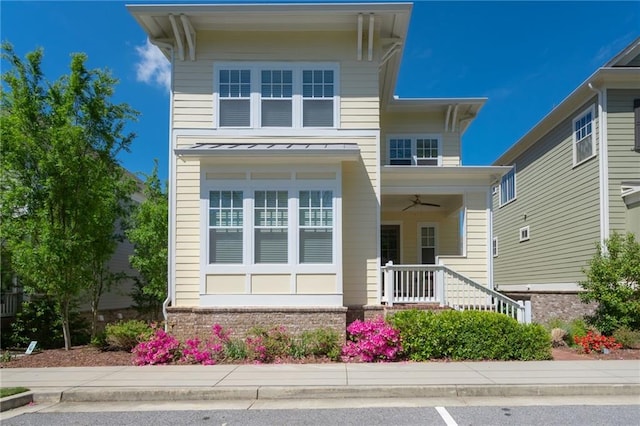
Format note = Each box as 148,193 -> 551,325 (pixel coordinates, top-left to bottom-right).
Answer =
435,406 -> 458,426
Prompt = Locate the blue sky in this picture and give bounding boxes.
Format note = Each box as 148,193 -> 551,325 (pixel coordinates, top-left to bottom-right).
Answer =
2,1 -> 639,183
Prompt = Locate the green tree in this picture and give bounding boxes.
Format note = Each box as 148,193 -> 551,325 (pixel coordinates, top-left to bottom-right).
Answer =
579,232 -> 640,335
126,160 -> 168,321
0,43 -> 138,349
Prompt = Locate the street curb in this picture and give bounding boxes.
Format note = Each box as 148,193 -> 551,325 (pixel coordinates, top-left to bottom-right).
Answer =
0,391 -> 33,412
60,387 -> 258,402
37,384 -> 640,403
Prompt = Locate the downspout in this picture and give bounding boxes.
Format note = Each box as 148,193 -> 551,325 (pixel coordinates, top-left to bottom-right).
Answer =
150,39 -> 175,331
588,82 -> 609,249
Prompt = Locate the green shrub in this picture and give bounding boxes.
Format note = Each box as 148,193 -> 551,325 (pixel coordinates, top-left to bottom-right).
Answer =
223,338 -> 248,361
613,326 -> 640,349
579,232 -> 640,335
390,309 -> 552,361
105,320 -> 153,351
9,298 -> 90,349
298,327 -> 341,361
246,325 -> 292,362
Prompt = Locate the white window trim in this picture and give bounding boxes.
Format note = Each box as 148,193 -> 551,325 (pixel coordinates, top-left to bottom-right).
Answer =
499,166 -> 516,207
519,225 -> 530,242
572,105 -> 597,167
492,237 -> 498,257
417,222 -> 438,264
200,167 -> 341,279
387,134 -> 443,166
213,62 -> 340,130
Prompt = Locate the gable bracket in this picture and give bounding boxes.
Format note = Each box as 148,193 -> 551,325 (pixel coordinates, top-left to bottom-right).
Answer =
379,37 -> 402,69
168,14 -> 185,61
180,14 -> 197,61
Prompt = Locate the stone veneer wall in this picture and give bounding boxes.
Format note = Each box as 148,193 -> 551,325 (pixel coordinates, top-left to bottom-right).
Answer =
167,307 -> 348,341
503,292 -> 596,325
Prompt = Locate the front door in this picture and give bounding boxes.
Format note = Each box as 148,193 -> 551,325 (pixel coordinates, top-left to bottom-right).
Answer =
381,225 -> 401,266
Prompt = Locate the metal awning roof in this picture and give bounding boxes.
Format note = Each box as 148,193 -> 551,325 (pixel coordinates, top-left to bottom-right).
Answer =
174,143 -> 360,162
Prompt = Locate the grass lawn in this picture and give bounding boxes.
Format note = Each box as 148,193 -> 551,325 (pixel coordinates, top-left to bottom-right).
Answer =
0,387 -> 30,398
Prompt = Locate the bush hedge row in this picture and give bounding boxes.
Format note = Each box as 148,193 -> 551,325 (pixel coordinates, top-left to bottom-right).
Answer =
389,309 -> 552,361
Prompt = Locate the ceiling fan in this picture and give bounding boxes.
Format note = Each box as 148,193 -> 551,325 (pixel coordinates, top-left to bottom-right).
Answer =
402,195 -> 441,211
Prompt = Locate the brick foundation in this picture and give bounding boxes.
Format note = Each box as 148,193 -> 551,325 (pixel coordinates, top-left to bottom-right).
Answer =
503,292 -> 596,325
167,306 -> 348,342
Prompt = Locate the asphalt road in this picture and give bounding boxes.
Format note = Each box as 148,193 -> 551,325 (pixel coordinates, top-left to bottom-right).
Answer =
3,404 -> 640,426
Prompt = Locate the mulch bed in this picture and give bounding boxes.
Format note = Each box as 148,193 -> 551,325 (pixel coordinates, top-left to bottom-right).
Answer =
2,345 -> 639,368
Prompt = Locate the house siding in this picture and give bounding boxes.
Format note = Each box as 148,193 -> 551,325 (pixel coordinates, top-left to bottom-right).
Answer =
606,89 -> 640,236
439,192 -> 488,285
172,30 -> 379,130
493,97 -> 601,288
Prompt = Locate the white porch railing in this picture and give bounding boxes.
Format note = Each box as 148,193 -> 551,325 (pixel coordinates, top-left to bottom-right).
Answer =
0,292 -> 20,317
381,262 -> 531,324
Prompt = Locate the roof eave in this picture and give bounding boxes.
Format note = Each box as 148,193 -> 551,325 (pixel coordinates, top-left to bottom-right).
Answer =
493,67 -> 640,166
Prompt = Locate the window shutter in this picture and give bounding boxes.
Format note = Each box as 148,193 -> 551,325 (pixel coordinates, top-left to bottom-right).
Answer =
634,99 -> 640,152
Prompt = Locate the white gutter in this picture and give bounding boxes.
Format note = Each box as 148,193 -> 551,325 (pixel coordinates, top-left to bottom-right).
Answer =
588,82 -> 609,249
150,38 -> 175,331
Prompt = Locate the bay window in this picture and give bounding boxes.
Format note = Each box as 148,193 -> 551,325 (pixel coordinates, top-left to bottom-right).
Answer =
206,180 -> 336,267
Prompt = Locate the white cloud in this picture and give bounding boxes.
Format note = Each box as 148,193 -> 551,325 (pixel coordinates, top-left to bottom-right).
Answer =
134,38 -> 171,92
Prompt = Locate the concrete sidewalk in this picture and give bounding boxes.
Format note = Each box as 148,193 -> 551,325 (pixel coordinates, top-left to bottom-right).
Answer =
1,360 -> 639,406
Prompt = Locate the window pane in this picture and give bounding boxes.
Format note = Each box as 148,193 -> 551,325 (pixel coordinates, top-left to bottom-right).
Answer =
220,99 -> 250,127
300,229 -> 332,263
303,99 -> 333,127
262,100 -> 292,127
255,229 -> 288,263
210,229 -> 242,263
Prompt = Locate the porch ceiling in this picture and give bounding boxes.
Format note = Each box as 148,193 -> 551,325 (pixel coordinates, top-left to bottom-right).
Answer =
382,194 -> 463,214
381,165 -> 512,194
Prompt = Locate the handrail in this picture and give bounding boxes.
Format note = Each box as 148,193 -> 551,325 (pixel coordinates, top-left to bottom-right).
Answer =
381,262 -> 530,323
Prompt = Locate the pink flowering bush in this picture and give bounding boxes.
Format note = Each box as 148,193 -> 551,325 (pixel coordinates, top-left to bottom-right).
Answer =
341,317 -> 402,362
132,326 -> 181,365
180,324 -> 232,365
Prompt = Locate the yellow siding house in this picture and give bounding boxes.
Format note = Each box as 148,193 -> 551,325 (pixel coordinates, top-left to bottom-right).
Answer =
128,2 -> 521,338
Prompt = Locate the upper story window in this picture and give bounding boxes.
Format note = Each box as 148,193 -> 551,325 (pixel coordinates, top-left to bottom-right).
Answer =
215,63 -> 338,129
219,70 -> 251,127
388,135 -> 442,166
573,106 -> 595,166
500,167 -> 516,206
261,70 -> 293,127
